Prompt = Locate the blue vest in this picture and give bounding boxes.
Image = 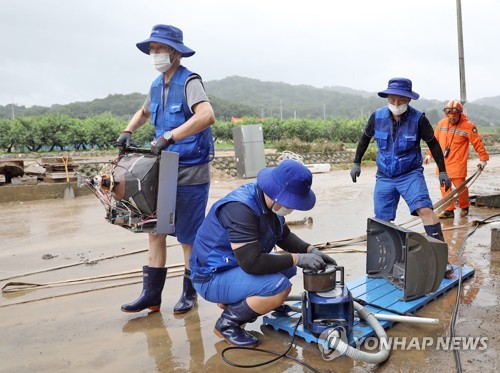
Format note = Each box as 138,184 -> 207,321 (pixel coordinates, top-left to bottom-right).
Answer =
190,183 -> 285,277
149,66 -> 214,166
373,106 -> 423,177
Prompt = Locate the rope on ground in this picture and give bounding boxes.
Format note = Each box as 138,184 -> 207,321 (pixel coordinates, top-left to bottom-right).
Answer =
0,243 -> 182,282
399,168 -> 482,230
2,263 -> 186,293
0,266 -> 187,308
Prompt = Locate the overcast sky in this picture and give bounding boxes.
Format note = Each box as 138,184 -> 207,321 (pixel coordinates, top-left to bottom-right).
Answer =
1,0 -> 498,108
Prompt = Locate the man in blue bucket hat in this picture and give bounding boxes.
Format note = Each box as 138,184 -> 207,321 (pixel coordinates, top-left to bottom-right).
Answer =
349,77 -> 454,278
189,160 -> 337,347
116,24 -> 215,315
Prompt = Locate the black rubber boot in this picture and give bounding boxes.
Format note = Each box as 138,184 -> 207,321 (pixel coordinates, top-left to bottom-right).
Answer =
173,269 -> 198,314
214,300 -> 261,348
121,266 -> 167,313
273,304 -> 293,314
424,223 -> 454,278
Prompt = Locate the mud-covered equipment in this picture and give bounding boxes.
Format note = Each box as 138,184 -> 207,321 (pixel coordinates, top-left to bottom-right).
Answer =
301,264 -> 354,336
366,217 -> 448,300
83,146 -> 178,234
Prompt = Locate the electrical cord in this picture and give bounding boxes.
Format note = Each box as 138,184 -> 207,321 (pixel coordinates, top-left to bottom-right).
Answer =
220,315 -> 320,372
450,213 -> 500,373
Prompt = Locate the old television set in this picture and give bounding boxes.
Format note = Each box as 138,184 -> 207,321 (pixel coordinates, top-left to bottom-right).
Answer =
366,218 -> 448,301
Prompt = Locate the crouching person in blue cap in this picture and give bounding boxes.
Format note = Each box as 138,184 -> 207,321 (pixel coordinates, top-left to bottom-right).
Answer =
349,77 -> 454,278
190,160 -> 336,348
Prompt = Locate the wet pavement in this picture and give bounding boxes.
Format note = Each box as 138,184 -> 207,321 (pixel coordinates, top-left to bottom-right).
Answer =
0,156 -> 499,372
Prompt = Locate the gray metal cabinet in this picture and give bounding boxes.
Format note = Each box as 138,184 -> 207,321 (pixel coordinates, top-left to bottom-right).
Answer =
232,124 -> 266,178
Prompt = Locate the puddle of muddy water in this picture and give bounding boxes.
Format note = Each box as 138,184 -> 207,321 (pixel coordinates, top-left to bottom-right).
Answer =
0,156 -> 499,372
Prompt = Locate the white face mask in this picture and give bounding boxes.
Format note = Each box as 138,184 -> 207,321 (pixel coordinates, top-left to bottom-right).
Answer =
151,53 -> 172,73
273,204 -> 294,216
388,103 -> 408,116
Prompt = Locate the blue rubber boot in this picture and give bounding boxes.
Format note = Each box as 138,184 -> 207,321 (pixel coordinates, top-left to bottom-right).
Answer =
173,269 -> 198,314
214,300 -> 261,348
121,266 -> 167,313
424,223 -> 454,278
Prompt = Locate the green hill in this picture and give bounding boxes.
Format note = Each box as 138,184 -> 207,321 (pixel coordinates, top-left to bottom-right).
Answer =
2,76 -> 500,126
473,96 -> 500,110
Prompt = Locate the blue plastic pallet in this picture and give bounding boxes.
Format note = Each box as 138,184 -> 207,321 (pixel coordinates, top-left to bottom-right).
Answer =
263,264 -> 475,347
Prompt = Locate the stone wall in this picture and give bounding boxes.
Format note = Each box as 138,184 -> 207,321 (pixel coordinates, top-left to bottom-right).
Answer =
211,145 -> 500,177
211,151 -> 355,177
56,145 -> 500,179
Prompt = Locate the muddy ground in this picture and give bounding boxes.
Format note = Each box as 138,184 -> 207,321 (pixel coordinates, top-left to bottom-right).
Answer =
0,156 -> 499,373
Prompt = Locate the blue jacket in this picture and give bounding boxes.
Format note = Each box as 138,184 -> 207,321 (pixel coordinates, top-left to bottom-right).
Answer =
190,183 -> 285,278
149,66 -> 214,166
374,106 -> 423,177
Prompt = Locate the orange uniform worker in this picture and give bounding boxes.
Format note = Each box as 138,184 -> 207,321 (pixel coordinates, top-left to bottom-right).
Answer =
425,100 -> 489,218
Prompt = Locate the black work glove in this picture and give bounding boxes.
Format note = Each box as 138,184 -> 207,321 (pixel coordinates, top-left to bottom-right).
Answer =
150,136 -> 169,156
115,131 -> 132,147
310,247 -> 337,266
439,172 -> 452,191
297,253 -> 326,271
350,163 -> 361,183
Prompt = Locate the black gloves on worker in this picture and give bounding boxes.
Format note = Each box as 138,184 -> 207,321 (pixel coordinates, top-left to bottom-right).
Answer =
310,247 -> 337,266
115,131 -> 132,147
150,136 -> 170,156
350,163 -> 361,183
297,253 -> 326,271
439,172 -> 452,191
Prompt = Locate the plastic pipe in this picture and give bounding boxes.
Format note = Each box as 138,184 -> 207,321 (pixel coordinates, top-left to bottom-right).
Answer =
284,299 -> 391,363
329,301 -> 390,364
370,313 -> 439,325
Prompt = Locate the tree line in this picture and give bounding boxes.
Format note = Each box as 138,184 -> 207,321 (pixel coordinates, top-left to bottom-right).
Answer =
0,114 -> 152,153
2,112 -> 499,154
3,77 -> 500,126
0,113 -> 369,153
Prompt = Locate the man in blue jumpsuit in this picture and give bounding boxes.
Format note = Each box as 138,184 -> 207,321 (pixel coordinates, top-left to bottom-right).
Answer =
190,160 -> 337,347
115,24 -> 215,314
350,77 -> 454,277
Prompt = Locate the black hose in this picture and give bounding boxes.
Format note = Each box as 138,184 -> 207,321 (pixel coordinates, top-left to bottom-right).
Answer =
450,213 -> 500,373
220,316 -> 320,372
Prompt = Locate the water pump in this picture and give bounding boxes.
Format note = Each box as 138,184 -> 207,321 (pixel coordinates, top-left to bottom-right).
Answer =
301,265 -> 354,336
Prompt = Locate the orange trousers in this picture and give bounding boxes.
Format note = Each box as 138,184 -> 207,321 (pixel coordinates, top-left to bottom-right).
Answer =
440,177 -> 470,211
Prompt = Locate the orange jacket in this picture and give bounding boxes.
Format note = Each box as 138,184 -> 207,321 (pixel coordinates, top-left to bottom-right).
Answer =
428,114 -> 489,178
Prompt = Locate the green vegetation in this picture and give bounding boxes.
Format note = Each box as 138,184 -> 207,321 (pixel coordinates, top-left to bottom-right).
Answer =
1,76 -> 499,154
205,76 -> 500,127
213,116 -> 366,143
0,114 -> 154,153
3,76 -> 500,126
2,111 -> 498,154
0,113 -> 367,154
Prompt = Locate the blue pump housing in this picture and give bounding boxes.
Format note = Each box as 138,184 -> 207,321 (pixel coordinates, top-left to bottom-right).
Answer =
302,266 -> 354,337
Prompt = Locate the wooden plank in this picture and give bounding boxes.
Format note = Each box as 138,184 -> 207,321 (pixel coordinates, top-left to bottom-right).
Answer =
40,157 -> 72,164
